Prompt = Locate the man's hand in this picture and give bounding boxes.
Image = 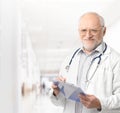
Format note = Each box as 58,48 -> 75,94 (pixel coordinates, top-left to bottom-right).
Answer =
52,76 -> 66,96
56,76 -> 66,82
79,94 -> 101,109
52,84 -> 60,96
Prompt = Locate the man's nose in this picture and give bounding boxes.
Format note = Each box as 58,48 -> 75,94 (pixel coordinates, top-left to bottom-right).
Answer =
85,30 -> 93,37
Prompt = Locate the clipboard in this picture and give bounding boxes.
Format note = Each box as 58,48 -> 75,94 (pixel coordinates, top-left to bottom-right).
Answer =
53,81 -> 85,102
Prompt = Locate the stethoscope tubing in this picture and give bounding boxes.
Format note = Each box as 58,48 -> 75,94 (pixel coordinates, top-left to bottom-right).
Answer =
66,43 -> 107,72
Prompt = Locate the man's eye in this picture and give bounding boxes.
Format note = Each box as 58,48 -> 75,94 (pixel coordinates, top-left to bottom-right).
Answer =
91,29 -> 97,33
81,29 -> 87,32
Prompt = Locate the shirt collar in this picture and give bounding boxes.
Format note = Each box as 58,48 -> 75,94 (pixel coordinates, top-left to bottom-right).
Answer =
94,42 -> 105,54
78,41 -> 105,55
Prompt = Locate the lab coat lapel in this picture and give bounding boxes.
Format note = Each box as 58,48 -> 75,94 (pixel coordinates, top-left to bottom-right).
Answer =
67,54 -> 80,85
87,46 -> 110,83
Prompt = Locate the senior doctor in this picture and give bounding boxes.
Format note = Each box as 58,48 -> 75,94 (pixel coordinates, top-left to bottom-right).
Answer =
50,12 -> 120,113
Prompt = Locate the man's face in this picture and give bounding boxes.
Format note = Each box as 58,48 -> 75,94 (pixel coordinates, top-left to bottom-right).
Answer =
78,14 -> 106,52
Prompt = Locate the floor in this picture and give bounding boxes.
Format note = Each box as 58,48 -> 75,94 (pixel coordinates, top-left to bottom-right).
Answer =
32,95 -> 63,113
22,93 -> 63,113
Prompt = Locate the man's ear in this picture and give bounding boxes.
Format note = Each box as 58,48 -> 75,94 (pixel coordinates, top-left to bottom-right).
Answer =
103,27 -> 106,36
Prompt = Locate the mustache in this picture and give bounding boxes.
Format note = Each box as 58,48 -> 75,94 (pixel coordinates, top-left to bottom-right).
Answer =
83,37 -> 95,40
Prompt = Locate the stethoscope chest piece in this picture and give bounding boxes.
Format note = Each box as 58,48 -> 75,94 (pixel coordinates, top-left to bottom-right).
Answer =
65,65 -> 70,72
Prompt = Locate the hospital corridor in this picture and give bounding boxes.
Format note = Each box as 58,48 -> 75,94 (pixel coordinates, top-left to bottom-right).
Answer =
0,0 -> 120,113
22,94 -> 63,113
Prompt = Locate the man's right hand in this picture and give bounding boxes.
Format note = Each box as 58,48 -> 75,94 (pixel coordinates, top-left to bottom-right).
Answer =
52,76 -> 66,96
52,84 -> 60,96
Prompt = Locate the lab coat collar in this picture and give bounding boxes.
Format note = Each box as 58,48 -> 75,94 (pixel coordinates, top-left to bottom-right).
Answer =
77,41 -> 107,55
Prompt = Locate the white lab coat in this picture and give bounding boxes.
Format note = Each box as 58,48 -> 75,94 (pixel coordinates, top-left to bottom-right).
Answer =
50,45 -> 120,113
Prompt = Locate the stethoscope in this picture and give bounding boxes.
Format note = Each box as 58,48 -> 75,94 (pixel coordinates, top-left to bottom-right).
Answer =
65,43 -> 107,73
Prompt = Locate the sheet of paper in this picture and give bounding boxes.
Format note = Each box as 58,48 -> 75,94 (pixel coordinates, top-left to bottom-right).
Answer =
53,81 -> 85,102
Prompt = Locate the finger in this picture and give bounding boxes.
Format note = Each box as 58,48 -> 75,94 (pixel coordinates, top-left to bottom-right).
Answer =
80,94 -> 92,100
57,76 -> 66,82
80,97 -> 89,107
79,94 -> 88,101
52,84 -> 58,89
80,99 -> 87,105
59,76 -> 65,81
56,76 -> 62,81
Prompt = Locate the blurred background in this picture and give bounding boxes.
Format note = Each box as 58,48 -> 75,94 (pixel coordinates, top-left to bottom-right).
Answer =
0,0 -> 120,113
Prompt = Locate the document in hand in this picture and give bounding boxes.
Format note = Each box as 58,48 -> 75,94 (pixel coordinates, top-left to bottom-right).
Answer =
53,81 -> 85,102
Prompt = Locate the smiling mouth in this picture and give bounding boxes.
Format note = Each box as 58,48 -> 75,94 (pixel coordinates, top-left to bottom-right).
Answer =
84,38 -> 95,41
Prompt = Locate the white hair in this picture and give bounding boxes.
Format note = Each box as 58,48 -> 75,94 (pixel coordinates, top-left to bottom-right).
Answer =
80,12 -> 105,27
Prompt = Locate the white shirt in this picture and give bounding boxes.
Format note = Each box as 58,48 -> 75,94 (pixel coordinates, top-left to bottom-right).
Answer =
76,42 -> 105,113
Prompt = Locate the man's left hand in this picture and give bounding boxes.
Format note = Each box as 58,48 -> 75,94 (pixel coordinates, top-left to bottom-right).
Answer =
79,94 -> 101,109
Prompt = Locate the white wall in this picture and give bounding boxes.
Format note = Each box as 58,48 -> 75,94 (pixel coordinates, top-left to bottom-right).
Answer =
0,0 -> 41,112
105,19 -> 120,53
0,0 -> 21,113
